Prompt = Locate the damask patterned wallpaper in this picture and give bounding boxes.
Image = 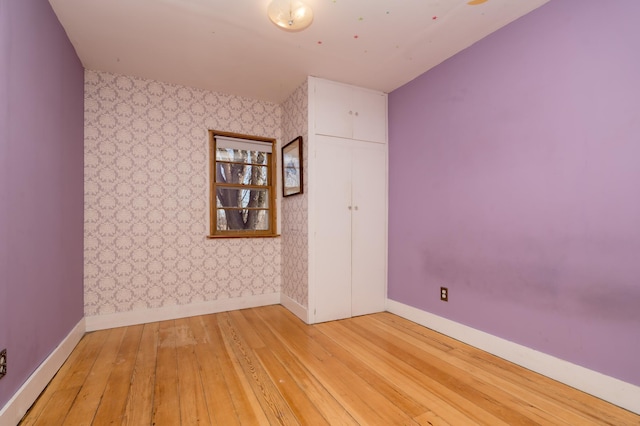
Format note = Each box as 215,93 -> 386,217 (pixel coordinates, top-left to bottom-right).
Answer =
84,70 -> 282,316
281,81 -> 309,308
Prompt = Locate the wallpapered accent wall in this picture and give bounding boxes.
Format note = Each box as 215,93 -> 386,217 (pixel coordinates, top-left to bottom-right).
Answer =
281,81 -> 309,308
84,70 -> 282,316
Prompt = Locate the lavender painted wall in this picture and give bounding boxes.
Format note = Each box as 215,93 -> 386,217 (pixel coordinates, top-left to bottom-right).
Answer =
0,0 -> 84,407
389,0 -> 640,386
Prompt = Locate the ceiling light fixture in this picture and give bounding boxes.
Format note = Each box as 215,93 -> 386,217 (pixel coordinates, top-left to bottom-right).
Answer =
267,0 -> 314,32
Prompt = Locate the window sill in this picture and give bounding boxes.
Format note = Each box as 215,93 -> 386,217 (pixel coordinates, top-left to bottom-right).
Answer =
206,234 -> 281,239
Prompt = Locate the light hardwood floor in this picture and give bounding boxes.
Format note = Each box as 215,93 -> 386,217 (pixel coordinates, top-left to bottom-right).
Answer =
20,305 -> 640,425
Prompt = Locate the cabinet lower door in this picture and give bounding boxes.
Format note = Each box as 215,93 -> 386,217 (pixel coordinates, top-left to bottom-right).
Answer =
313,136 -> 387,322
351,143 -> 387,316
313,137 -> 353,323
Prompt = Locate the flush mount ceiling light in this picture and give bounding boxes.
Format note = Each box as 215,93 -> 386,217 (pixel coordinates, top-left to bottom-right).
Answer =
267,0 -> 314,32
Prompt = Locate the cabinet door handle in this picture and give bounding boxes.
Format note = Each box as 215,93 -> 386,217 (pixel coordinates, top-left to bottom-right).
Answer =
348,206 -> 352,210
349,110 -> 353,115
354,206 -> 359,211
354,111 -> 359,117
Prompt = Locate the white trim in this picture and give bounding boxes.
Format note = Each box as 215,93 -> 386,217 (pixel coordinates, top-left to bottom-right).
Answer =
0,318 -> 86,425
85,293 -> 281,331
386,299 -> 640,415
280,293 -> 309,324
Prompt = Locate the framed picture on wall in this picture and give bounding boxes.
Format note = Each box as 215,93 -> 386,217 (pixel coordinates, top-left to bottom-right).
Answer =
282,136 -> 303,197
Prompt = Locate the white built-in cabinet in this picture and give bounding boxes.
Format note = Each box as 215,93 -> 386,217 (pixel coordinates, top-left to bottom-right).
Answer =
313,78 -> 387,143
307,77 -> 388,323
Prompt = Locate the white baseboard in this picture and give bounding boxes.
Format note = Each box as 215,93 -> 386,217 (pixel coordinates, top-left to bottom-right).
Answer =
85,292 -> 281,331
386,299 -> 640,415
280,293 -> 309,323
0,318 -> 86,426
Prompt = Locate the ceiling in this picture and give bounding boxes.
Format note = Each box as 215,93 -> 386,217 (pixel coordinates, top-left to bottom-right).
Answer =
48,0 -> 550,104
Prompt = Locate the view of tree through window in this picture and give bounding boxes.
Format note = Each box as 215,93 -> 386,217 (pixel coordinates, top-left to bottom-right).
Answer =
209,131 -> 276,237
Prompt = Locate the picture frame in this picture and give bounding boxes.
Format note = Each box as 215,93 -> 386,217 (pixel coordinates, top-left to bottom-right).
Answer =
282,136 -> 303,197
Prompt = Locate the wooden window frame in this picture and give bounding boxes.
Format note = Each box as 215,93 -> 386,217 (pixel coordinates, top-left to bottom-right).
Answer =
208,130 -> 278,238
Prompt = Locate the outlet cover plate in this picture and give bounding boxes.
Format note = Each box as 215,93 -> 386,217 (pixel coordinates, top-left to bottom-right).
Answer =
440,287 -> 449,302
0,349 -> 6,379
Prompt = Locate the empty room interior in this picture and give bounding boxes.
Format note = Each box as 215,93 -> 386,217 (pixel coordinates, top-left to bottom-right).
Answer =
2,0 -> 640,424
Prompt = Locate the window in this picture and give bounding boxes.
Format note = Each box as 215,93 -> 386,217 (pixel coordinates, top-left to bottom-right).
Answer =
208,130 -> 277,237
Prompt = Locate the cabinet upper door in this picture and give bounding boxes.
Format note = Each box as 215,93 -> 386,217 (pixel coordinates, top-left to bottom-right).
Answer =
313,78 -> 387,144
351,90 -> 387,144
314,79 -> 352,140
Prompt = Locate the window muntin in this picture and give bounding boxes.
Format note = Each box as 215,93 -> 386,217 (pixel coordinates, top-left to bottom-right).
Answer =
209,131 -> 277,237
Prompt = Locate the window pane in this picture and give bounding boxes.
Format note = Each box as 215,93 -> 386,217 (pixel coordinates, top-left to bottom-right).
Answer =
216,188 -> 269,208
217,209 -> 270,231
215,163 -> 269,185
216,148 -> 268,165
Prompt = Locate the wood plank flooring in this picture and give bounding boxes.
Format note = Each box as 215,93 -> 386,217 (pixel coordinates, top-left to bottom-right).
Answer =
19,305 -> 640,425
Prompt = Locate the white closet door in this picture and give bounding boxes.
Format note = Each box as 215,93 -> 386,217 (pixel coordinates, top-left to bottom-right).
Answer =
313,136 -> 353,323
351,142 -> 387,316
